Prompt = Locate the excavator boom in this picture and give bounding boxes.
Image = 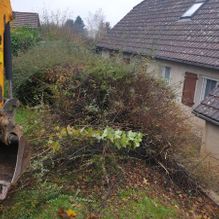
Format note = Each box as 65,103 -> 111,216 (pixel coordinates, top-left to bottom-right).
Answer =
0,0 -> 30,200
0,0 -> 13,103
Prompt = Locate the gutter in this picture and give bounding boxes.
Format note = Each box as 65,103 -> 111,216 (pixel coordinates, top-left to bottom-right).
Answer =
192,111 -> 219,126
156,56 -> 219,72
96,46 -> 219,71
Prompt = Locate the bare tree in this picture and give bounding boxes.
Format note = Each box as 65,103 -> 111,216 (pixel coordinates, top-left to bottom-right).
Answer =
41,9 -> 73,26
96,21 -> 111,40
86,9 -> 110,41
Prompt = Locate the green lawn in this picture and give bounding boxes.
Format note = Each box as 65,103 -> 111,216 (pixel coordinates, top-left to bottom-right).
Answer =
103,189 -> 177,219
0,182 -> 178,219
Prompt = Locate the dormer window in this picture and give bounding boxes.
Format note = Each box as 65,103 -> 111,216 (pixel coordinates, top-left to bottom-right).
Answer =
181,1 -> 205,19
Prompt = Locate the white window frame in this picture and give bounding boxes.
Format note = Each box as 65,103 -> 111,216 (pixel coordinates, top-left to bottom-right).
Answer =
161,66 -> 171,84
200,76 -> 219,101
181,1 -> 205,19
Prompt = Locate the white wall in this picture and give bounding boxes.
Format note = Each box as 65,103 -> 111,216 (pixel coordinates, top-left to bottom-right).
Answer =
152,60 -> 219,108
202,122 -> 219,160
146,60 -> 219,129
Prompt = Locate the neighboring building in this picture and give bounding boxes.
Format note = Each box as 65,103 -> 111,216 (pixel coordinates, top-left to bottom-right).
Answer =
12,11 -> 40,28
193,87 -> 219,160
97,0 -> 219,110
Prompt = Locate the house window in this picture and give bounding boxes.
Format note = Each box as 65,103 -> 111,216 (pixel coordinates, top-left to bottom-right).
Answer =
202,78 -> 219,99
161,66 -> 171,84
181,1 -> 205,19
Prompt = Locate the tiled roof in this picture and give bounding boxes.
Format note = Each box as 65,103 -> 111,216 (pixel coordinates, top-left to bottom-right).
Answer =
97,0 -> 219,70
193,87 -> 219,125
12,11 -> 40,28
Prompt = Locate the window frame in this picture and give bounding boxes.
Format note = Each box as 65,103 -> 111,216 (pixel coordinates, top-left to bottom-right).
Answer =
181,1 -> 206,19
161,66 -> 171,84
200,77 -> 219,101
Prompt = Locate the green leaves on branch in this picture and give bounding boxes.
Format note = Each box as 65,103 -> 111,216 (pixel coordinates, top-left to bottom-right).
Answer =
48,126 -> 143,152
93,127 -> 143,149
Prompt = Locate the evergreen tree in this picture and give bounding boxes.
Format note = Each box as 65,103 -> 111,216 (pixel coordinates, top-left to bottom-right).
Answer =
74,16 -> 85,34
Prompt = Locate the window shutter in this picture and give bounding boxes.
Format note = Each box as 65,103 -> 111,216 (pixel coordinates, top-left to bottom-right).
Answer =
182,72 -> 198,107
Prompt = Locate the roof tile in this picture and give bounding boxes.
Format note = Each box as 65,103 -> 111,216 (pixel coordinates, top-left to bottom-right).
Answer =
193,87 -> 219,125
97,0 -> 219,69
12,11 -> 40,28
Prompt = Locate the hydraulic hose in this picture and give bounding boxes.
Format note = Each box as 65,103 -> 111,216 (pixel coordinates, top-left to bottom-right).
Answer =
4,22 -> 13,98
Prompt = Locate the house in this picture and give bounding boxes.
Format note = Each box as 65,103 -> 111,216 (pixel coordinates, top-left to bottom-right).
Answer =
11,11 -> 40,28
97,0 -> 219,111
193,86 -> 219,160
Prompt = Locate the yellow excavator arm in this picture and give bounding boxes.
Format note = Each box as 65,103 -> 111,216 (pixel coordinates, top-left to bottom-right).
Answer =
0,0 -> 13,106
0,0 -> 30,200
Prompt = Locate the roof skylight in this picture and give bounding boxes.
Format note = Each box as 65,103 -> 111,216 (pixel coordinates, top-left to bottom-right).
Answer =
181,2 -> 204,18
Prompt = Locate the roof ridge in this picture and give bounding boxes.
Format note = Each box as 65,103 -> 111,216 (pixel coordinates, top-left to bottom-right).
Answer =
13,11 -> 39,15
133,0 -> 146,9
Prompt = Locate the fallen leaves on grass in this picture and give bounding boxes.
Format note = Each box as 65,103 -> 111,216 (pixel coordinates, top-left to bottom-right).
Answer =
58,208 -> 77,219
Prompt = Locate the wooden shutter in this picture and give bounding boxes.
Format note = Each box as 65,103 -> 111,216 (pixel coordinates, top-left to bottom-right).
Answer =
182,72 -> 198,107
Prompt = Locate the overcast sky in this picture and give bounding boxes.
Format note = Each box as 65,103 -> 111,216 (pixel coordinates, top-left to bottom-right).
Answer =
11,0 -> 142,27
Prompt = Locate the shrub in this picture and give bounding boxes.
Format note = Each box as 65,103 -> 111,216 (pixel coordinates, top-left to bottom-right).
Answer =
12,33 -> 193,166
47,63 -> 188,158
13,40 -> 88,104
13,38 -> 190,158
12,41 -> 131,105
11,27 -> 41,55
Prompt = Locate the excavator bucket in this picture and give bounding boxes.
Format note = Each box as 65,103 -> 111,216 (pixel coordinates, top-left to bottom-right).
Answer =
0,0 -> 31,200
0,126 -> 30,200
0,99 -> 31,200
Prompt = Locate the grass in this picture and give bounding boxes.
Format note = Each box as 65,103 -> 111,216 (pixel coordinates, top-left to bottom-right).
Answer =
15,107 -> 41,135
0,182 -> 68,219
0,182 -> 178,219
15,107 -> 48,151
103,189 -> 178,219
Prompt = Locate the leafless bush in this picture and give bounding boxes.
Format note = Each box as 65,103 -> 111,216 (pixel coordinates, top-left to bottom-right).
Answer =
40,10 -> 88,44
86,9 -> 110,41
